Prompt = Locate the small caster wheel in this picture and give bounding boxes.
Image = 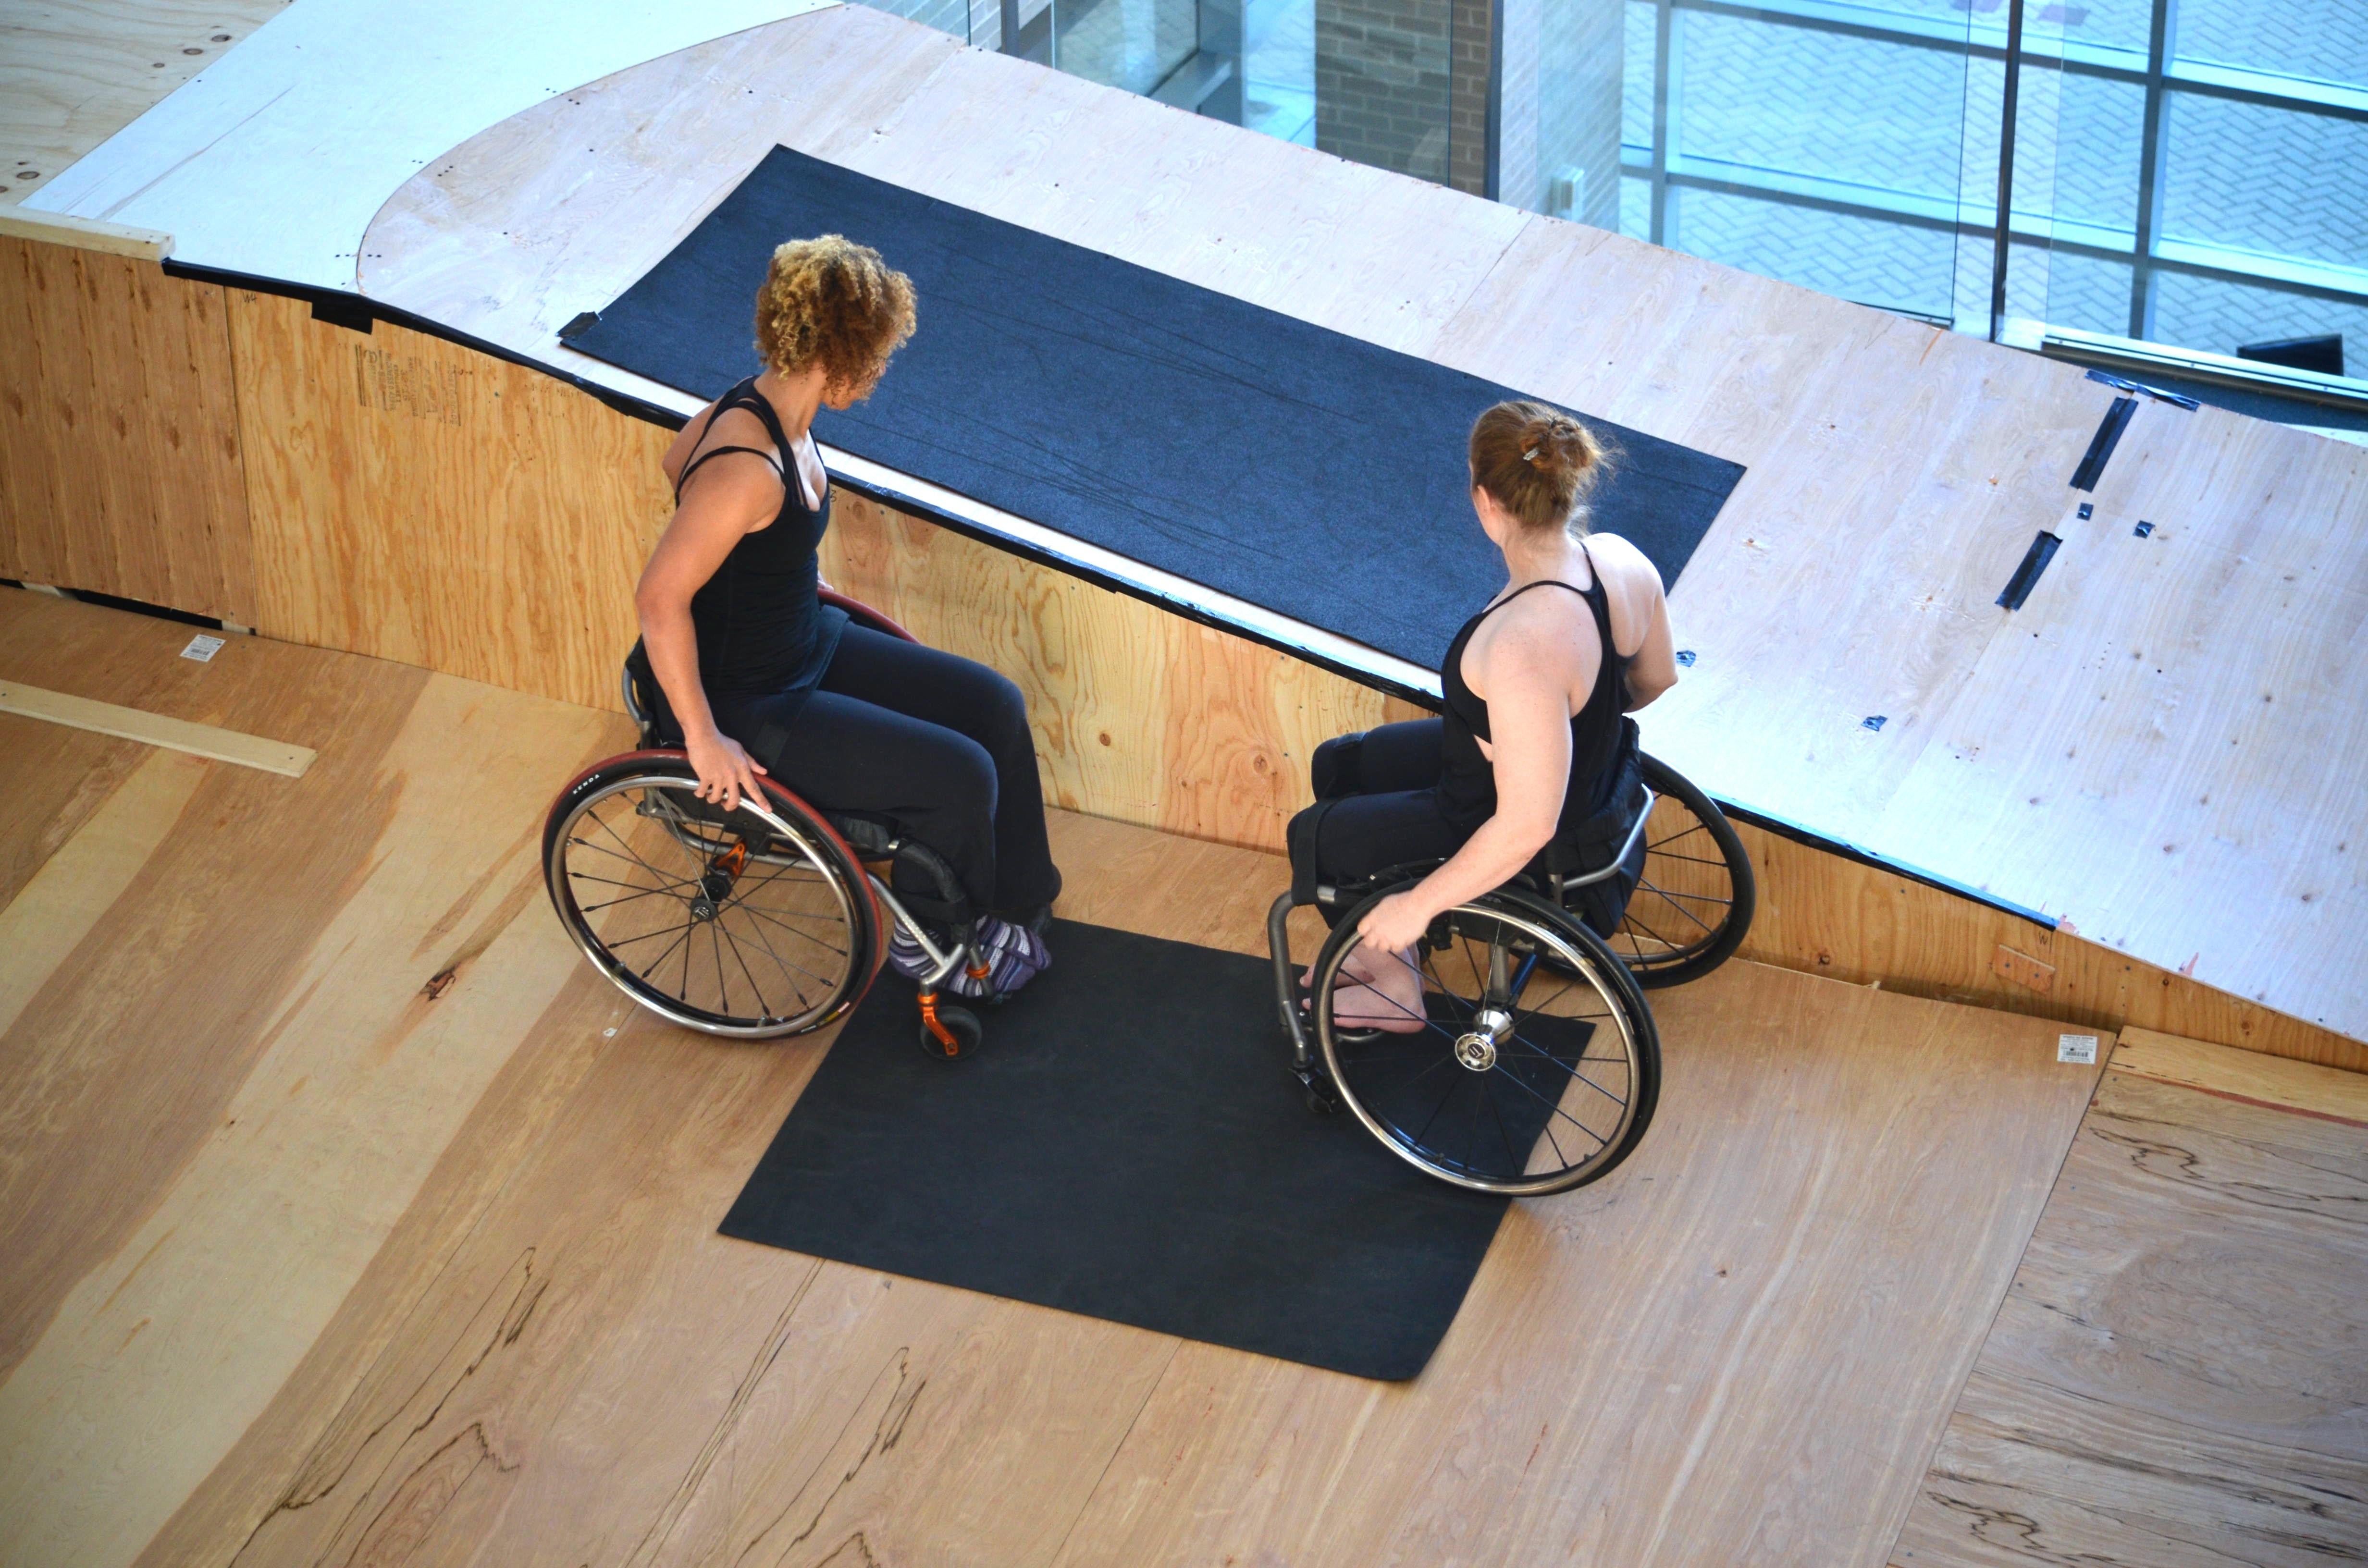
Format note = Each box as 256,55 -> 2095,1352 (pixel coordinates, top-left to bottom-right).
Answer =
918,1003 -> 983,1060
1302,1077 -> 1340,1115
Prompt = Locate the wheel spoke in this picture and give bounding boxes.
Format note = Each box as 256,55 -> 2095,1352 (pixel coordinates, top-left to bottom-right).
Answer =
720,903 -> 817,1013
1641,883 -> 1718,937
1486,1058 -> 1612,1146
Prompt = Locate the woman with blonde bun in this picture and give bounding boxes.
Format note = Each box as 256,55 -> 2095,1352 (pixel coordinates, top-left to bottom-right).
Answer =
1286,399 -> 1679,1029
634,235 -> 1059,996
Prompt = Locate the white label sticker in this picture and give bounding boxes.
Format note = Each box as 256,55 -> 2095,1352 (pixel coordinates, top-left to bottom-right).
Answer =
180,634 -> 226,662
2057,1033 -> 2099,1065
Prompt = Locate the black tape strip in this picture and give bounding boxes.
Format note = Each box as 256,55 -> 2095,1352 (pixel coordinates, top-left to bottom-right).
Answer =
1997,530 -> 2062,611
2069,396 -> 2137,491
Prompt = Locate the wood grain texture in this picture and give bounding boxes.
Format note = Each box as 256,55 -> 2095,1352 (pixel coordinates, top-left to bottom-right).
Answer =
0,588 -> 623,1568
346,2 -> 2368,1043
124,804 -> 2108,1568
0,677 -> 315,773
0,0 -> 291,211
2112,1025 -> 2368,1123
0,206 -> 172,257
823,493 -> 1426,854
1731,819 -> 2368,1074
0,236 -> 254,620
1890,1069 -> 2368,1568
228,287 -> 675,710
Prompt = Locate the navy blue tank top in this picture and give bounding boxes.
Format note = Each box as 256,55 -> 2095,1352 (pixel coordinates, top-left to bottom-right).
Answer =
678,378 -> 847,705
1437,542 -> 1636,833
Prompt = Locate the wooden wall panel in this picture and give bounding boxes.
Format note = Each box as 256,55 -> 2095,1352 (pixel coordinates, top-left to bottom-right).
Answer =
228,289 -> 674,711
0,236 -> 253,621
1734,821 -> 2366,1073
820,492 -> 1427,855
8,247 -> 2330,1068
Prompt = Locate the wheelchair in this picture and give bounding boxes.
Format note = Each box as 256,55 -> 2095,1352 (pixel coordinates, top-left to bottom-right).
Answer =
1267,749 -> 1753,1197
542,591 -> 1010,1060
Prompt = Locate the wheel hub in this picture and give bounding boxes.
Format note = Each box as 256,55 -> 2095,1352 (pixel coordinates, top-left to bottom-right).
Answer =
1454,1005 -> 1513,1071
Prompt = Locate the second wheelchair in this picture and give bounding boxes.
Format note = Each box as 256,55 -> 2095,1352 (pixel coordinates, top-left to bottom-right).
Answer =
1268,752 -> 1752,1196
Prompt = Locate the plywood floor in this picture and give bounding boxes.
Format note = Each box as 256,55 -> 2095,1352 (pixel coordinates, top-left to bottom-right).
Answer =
0,587 -> 2352,1568
1895,1035 -> 2368,1567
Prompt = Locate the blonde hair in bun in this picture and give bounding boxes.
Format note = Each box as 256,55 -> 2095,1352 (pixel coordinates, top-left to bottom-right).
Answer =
752,234 -> 916,400
1468,399 -> 1612,533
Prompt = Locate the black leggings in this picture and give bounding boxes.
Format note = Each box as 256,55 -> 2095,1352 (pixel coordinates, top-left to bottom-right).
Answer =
1286,717 -> 1642,935
1286,719 -> 1476,906
710,625 -> 1061,916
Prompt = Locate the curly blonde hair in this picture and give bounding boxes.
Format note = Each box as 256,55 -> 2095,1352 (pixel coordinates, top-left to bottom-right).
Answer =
753,235 -> 916,399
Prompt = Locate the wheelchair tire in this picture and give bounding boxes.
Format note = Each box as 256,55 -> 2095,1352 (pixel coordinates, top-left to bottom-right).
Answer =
1311,883 -> 1659,1196
1611,755 -> 1757,990
544,752 -> 880,1037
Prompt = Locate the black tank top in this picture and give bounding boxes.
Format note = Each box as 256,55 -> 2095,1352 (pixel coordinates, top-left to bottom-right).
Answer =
677,378 -> 847,700
1438,543 -> 1635,833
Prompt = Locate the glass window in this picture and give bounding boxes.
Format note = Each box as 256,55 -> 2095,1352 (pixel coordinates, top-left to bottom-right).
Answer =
2150,271 -> 2368,367
1055,0 -> 1203,95
1621,172 -> 1651,240
1622,0 -> 1654,154
1675,10 -> 1969,204
2176,0 -> 2368,93
2012,69 -> 2143,239
1246,0 -> 1319,142
2160,94 -> 2368,271
1675,186 -> 1959,319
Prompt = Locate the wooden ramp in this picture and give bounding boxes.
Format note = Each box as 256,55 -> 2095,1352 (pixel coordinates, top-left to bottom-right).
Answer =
0,591 -> 2056,1563
0,589 -> 2359,1565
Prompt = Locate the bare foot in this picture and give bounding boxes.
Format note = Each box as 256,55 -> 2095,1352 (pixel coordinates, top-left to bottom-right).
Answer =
1329,942 -> 1428,1033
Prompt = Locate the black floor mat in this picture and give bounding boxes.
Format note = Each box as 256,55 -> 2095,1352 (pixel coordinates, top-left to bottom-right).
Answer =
719,919 -> 1588,1381
570,147 -> 1746,671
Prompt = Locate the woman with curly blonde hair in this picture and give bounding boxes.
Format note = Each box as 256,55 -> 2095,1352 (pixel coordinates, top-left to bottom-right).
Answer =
635,235 -> 1059,993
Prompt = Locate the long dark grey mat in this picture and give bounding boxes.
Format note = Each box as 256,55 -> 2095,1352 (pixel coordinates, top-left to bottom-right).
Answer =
571,147 -> 1746,669
719,919 -> 1585,1381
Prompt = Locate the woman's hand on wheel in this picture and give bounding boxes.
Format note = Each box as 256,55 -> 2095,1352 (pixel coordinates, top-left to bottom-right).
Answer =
1357,892 -> 1433,957
685,730 -> 768,813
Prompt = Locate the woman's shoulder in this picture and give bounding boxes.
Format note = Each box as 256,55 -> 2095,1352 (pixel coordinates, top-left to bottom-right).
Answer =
1580,531 -> 1661,587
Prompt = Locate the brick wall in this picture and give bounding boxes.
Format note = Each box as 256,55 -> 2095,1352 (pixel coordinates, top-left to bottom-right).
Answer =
1315,0 -> 1454,182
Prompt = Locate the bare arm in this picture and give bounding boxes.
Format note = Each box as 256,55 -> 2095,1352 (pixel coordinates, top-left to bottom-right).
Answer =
634,453 -> 780,810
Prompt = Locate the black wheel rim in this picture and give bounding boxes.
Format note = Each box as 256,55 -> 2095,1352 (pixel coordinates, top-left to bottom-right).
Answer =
551,772 -> 864,1036
1317,903 -> 1645,1194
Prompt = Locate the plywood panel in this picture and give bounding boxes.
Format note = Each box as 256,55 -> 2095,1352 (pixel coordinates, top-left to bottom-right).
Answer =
822,493 -> 1425,854
0,0 -> 290,210
1731,818 -> 2367,1074
0,236 -> 253,619
1890,1067 -> 2368,1567
2111,1025 -> 2368,1122
229,287 -> 675,710
135,812 -> 2109,1568
0,588 -> 624,1568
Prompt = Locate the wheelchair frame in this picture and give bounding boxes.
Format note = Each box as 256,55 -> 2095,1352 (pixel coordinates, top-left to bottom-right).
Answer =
558,589 -> 1010,1056
1267,784 -> 1655,1104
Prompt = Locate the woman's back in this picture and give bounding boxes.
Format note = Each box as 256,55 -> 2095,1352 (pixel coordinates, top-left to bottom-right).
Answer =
1439,531 -> 1668,831
667,379 -> 840,697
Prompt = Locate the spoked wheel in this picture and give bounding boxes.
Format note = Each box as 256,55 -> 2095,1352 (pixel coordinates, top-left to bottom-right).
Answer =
1608,755 -> 1756,990
543,754 -> 880,1037
1311,885 -> 1659,1195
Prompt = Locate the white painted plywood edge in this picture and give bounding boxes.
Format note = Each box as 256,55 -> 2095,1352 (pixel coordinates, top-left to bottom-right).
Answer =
0,208 -> 173,260
22,0 -> 841,291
